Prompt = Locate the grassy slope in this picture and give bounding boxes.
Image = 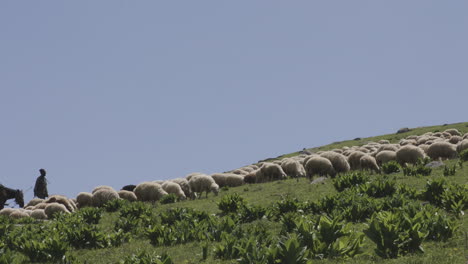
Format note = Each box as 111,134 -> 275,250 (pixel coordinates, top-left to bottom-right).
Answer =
7,122 -> 468,263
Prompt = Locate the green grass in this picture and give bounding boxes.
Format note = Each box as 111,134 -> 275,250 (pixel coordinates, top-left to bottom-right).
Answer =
2,122 -> 467,264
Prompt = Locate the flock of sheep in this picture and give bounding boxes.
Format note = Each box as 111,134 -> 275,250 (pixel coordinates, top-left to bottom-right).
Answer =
1,128 -> 467,220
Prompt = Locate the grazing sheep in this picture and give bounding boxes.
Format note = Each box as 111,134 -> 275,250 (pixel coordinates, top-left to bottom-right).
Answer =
378,140 -> 390,144
232,169 -> 249,175
45,195 -> 76,212
418,144 -> 430,154
376,144 -> 400,153
396,145 -> 425,166
240,166 -> 254,173
134,182 -> 168,202
118,190 -> 137,202
256,163 -> 287,183
186,172 -> 205,181
375,151 -> 397,165
33,203 -> 48,210
224,174 -> 244,187
25,198 -> 44,208
162,181 -> 186,200
320,152 -> 350,174
302,155 -> 319,167
76,192 -> 93,208
243,171 -> 257,184
121,185 -> 136,192
463,133 -> 468,140
92,189 -> 120,207
304,156 -> 336,179
442,132 -> 452,139
360,155 -> 380,173
448,136 -> 463,144
400,139 -> 417,146
30,209 -> 47,220
444,129 -> 461,136
92,185 -> 114,194
211,173 -> 228,187
44,203 -> 70,218
457,139 -> 468,153
0,208 -> 15,216
280,159 -> 306,179
171,178 -> 194,199
188,175 -> 219,198
426,142 -> 458,160
347,151 -> 367,170
10,210 -> 30,219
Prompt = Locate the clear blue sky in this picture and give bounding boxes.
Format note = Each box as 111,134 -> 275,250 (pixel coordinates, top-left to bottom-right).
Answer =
1,1 -> 467,205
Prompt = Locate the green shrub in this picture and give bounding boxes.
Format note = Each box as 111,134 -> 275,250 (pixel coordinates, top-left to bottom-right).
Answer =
217,193 -> 246,214
103,199 -> 127,212
160,194 -> 178,204
365,211 -> 427,258
359,178 -> 396,198
120,250 -> 174,264
459,149 -> 468,162
333,172 -> 369,192
77,207 -> 102,225
120,202 -> 153,219
382,161 -> 400,174
443,165 -> 457,176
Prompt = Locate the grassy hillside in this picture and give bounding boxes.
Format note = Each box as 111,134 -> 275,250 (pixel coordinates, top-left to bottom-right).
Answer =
1,122 -> 467,264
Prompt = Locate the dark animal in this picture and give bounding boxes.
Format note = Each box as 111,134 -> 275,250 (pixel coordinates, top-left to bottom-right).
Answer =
34,168 -> 48,199
0,184 -> 24,210
121,184 -> 136,192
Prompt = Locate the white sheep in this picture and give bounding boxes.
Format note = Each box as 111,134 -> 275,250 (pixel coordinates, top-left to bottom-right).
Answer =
9,210 -> 30,219
76,192 -> 93,208
378,140 -> 390,144
448,136 -> 463,144
25,198 -> 44,208
33,203 -> 48,210
457,139 -> 468,153
134,182 -> 168,202
426,142 -> 458,160
118,190 -> 137,202
45,195 -> 76,212
375,151 -> 396,165
162,181 -> 186,200
92,188 -> 120,207
360,155 -> 380,173
280,158 -> 306,179
347,151 -> 367,170
211,173 -> 228,187
396,145 -> 425,166
256,163 -> 287,183
0,208 -> 15,217
186,172 -> 205,181
188,175 -> 219,198
320,152 -> 350,174
444,128 -> 461,136
92,185 -> 115,194
304,156 -> 336,179
224,174 -> 244,187
171,178 -> 195,199
463,133 -> 468,140
44,202 -> 70,218
30,209 -> 48,220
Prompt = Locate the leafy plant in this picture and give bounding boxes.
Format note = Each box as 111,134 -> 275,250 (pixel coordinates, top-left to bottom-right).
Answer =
333,172 -> 369,192
217,193 -> 246,214
103,199 -> 127,212
77,207 -> 102,225
459,149 -> 468,162
160,194 -> 178,204
443,165 -> 457,176
382,161 -> 400,174
120,250 -> 174,264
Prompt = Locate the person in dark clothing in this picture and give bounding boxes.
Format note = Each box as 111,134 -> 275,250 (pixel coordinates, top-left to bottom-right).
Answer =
34,168 -> 48,199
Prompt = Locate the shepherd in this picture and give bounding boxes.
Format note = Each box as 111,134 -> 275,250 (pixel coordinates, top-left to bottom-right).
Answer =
34,168 -> 48,199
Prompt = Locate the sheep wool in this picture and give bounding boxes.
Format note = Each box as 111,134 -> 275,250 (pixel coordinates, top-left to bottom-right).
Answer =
211,173 -> 228,187
118,190 -> 137,202
171,178 -> 194,199
304,156 -> 336,179
44,203 -> 70,218
256,163 -> 287,183
0,208 -> 15,216
76,192 -> 93,208
162,181 -> 186,199
448,136 -> 463,144
280,159 -> 306,178
188,175 -> 219,198
320,152 -> 350,174
92,188 -> 120,207
45,195 -> 76,213
396,145 -> 425,165
9,210 -> 30,219
92,185 -> 115,194
426,142 -> 458,160
375,150 -> 397,165
25,198 -> 44,208
360,155 -> 380,173
134,182 -> 168,202
444,129 -> 461,136
457,139 -> 468,153
224,174 -> 244,187
347,151 -> 367,170
30,209 -> 48,220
